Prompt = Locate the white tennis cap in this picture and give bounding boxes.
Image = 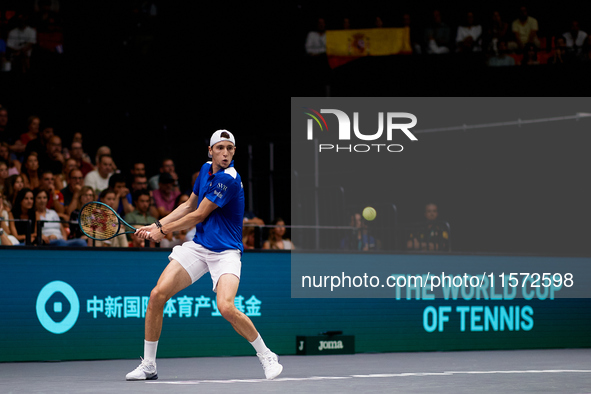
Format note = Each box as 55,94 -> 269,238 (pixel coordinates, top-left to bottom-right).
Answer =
208,129 -> 236,158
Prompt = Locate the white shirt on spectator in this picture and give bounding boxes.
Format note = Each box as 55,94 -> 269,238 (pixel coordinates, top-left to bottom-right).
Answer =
7,27 -> 37,52
39,209 -> 63,240
456,25 -> 482,51
1,209 -> 20,245
305,31 -> 326,55
84,170 -> 111,195
563,30 -> 588,49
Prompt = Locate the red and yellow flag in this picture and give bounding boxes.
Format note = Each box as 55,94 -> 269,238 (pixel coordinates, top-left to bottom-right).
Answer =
326,27 -> 412,68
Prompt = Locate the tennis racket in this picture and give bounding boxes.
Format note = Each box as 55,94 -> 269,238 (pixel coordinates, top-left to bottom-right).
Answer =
78,201 -> 138,241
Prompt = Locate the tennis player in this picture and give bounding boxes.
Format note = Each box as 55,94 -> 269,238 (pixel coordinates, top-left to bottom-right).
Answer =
127,130 -> 283,381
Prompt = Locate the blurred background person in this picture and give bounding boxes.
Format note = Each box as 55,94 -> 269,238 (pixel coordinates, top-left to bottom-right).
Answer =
3,174 -> 25,210
21,151 -> 41,189
33,187 -> 86,247
8,188 -> 36,244
62,168 -> 84,217
69,140 -> 94,176
124,189 -> 156,247
340,212 -> 376,251
11,115 -> 40,155
159,193 -> 189,248
93,188 -> 127,247
0,190 -> 20,245
68,186 -> 94,246
263,218 -> 295,250
84,153 -> 114,195
152,172 -> 179,218
0,142 -> 21,175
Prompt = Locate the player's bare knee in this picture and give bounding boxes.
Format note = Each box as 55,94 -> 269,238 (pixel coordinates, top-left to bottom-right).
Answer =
149,287 -> 168,307
218,301 -> 237,322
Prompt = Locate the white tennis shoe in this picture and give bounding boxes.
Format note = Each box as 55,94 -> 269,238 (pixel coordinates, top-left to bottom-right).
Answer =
126,357 -> 158,381
257,351 -> 283,379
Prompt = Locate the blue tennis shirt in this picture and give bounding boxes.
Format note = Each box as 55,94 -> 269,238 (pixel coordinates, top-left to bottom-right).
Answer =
192,160 -> 244,254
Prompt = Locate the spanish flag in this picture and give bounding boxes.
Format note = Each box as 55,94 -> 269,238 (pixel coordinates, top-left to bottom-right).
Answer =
326,27 -> 412,68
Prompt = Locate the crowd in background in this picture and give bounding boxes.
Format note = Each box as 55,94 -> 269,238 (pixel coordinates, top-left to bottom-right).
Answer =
0,106 -> 294,249
304,6 -> 591,66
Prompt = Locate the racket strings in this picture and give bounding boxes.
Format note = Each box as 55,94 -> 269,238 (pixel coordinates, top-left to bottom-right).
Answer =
80,203 -> 120,239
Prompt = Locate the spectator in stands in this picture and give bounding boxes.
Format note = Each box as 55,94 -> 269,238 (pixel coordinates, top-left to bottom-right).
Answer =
305,17 -> 327,56
56,157 -> 78,190
406,203 -> 449,251
485,11 -> 509,55
549,36 -> 573,64
62,168 -> 84,216
124,189 -> 156,247
0,190 -> 19,245
160,193 -> 189,248
21,151 -> 41,189
342,17 -> 351,30
4,174 -> 25,209
95,189 -> 127,247
131,174 -> 149,193
0,107 -> 11,143
6,14 -> 36,73
130,161 -> 146,178
8,188 -> 36,244
242,226 -> 256,249
125,189 -> 156,228
40,170 -> 65,220
152,172 -> 180,218
0,142 -> 21,175
131,173 -> 159,219
11,115 -> 40,155
33,187 -> 86,246
521,43 -> 539,65
68,132 -> 92,162
39,135 -> 65,175
148,158 -> 179,192
0,160 -> 8,194
487,40 -> 515,66
456,11 -> 482,53
84,153 -> 114,195
67,185 -> 93,243
109,173 -> 134,216
69,141 -> 94,176
263,218 -> 295,250
510,6 -> 540,51
340,212 -> 375,251
563,21 -> 587,56
402,13 -> 421,55
24,123 -> 53,158
94,146 -> 114,169
424,10 -> 451,54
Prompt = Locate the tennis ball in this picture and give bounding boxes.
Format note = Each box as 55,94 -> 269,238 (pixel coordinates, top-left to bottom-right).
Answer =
362,207 -> 376,221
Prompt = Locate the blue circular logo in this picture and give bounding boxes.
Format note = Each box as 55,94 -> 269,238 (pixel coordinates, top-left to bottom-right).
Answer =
36,281 -> 80,334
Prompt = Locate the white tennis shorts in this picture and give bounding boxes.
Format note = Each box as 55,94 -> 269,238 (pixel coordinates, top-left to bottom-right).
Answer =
168,241 -> 241,292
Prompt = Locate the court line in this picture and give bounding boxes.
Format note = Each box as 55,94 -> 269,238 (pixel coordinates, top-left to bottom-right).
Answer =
148,369 -> 591,385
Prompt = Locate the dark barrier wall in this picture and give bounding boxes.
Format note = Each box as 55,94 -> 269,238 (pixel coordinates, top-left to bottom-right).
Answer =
1,249 -> 590,362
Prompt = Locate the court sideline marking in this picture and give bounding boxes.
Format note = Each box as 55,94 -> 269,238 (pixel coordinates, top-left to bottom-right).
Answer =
147,369 -> 591,384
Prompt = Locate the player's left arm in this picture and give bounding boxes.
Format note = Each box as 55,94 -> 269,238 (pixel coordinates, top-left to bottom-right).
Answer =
144,195 -> 218,242
159,197 -> 217,237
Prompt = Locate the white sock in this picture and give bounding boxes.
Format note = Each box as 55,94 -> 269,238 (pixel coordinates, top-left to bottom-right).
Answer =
144,340 -> 158,362
249,334 -> 270,354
